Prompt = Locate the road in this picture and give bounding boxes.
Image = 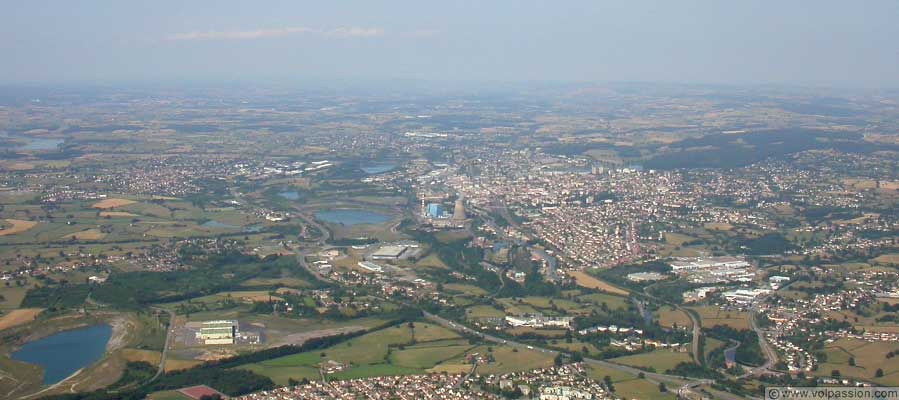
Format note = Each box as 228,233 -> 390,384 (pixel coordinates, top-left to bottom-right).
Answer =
289,200 -> 725,394
495,199 -> 705,366
295,247 -> 331,283
739,298 -> 779,379
721,339 -> 740,368
642,284 -> 703,366
682,305 -> 702,365
289,205 -> 330,245
420,310 -> 702,387
293,250 -> 701,385
149,310 -> 176,382
531,247 -> 559,282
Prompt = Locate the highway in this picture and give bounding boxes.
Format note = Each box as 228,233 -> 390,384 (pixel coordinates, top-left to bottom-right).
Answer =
739,298 -> 779,379
683,305 -> 702,365
297,243 -> 709,389
149,310 -> 176,383
420,310 -> 701,387
288,204 -> 330,246
289,206 -> 739,397
641,284 -> 703,366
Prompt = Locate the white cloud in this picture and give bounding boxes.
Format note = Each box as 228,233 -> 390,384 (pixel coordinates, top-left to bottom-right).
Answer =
325,27 -> 385,38
403,29 -> 441,38
168,26 -> 384,41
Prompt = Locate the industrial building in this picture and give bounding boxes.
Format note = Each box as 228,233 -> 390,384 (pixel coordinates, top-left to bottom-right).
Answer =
626,271 -> 668,282
426,203 -> 443,218
669,256 -> 750,271
358,261 -> 384,273
198,320 -> 237,345
504,315 -> 572,329
370,245 -> 408,260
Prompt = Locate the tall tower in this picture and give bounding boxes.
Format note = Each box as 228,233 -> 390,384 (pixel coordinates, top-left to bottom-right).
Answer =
452,196 -> 466,222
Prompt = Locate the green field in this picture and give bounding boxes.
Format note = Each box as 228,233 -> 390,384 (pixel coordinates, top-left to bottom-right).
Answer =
816,339 -> 899,385
465,305 -> 505,319
577,292 -> 630,310
610,349 -> 693,373
688,306 -> 749,330
389,342 -> 475,368
243,323 -> 464,384
586,363 -> 678,400
242,322 -> 555,384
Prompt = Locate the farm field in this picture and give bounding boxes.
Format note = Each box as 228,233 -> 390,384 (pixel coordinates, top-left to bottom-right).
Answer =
0,308 -> 43,330
815,338 -> 899,385
568,270 -> 629,295
243,323 -> 443,384
586,363 -> 678,400
577,292 -> 630,310
92,198 -> 137,209
688,306 -> 750,330
121,348 -> 163,365
872,253 -> 899,266
465,305 -> 505,319
472,345 -> 555,375
664,232 -> 696,246
443,283 -> 488,296
0,219 -> 37,236
614,378 -> 677,400
610,349 -> 693,373
242,322 -> 553,385
656,306 -> 693,329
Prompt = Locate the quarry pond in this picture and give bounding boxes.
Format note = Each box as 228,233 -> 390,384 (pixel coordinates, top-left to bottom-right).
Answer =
11,324 -> 112,385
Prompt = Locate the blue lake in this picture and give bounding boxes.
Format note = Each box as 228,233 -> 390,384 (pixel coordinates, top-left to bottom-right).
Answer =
315,210 -> 391,225
201,220 -> 238,229
12,324 -> 112,385
243,224 -> 263,233
361,163 -> 395,174
278,191 -> 300,200
3,134 -> 64,151
20,138 -> 64,151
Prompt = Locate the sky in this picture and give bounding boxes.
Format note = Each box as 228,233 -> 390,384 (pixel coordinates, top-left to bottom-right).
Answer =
2,0 -> 898,88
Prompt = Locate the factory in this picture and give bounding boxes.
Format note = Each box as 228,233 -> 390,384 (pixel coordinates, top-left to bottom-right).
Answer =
669,256 -> 750,271
364,242 -> 422,262
358,261 -> 385,273
722,288 -> 771,305
670,256 -> 756,284
419,195 -> 467,228
426,203 -> 445,219
370,245 -> 409,260
505,315 -> 572,329
626,271 -> 669,282
198,320 -> 237,345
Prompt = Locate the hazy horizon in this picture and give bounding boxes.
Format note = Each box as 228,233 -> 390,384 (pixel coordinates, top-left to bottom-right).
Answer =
3,0 -> 899,88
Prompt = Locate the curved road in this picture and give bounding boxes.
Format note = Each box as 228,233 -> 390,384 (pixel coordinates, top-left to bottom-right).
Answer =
739,299 -> 779,379
420,310 -> 700,386
295,245 -> 708,388
641,284 -> 703,366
